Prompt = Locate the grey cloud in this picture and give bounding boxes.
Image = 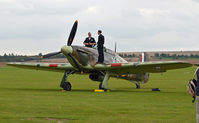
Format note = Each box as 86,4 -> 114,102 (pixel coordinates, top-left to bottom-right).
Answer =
1,0 -> 199,55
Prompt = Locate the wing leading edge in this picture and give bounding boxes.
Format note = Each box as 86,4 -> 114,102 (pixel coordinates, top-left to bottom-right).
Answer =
7,62 -> 75,72
7,61 -> 193,74
91,61 -> 193,74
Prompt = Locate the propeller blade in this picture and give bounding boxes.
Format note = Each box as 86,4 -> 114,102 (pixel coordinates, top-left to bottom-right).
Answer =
41,51 -> 62,59
68,53 -> 82,73
67,20 -> 78,46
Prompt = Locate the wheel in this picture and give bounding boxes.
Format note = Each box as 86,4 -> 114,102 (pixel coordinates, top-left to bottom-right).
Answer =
99,82 -> 104,89
61,82 -> 72,91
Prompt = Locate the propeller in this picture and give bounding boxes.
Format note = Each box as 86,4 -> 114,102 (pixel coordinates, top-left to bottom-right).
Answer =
41,51 -> 62,59
67,20 -> 78,46
60,45 -> 82,73
68,53 -> 82,72
41,20 -> 78,59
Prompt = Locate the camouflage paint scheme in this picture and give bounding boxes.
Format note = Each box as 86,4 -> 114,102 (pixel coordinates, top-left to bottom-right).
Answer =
7,20 -> 193,90
7,45 -> 192,90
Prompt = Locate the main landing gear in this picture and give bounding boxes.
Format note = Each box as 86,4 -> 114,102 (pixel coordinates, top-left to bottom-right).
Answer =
61,81 -> 72,91
60,70 -> 111,91
60,71 -> 74,91
99,82 -> 103,89
98,71 -> 110,90
136,83 -> 140,89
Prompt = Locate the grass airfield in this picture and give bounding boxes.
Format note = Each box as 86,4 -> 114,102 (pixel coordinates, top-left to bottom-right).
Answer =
0,66 -> 197,123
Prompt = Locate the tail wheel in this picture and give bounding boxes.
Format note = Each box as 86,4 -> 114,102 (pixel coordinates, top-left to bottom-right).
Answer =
61,82 -> 72,91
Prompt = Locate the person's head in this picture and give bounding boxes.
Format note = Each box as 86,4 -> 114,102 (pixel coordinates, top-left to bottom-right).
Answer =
98,30 -> 102,35
88,32 -> 91,37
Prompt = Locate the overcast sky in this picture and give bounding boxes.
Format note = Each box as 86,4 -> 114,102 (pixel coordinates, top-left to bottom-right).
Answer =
0,0 -> 199,55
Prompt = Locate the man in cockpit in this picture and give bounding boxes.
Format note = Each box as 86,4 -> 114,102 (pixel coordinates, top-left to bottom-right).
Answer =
83,32 -> 96,48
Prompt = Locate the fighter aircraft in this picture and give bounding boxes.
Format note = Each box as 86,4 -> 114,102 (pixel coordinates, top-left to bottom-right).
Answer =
7,20 -> 192,91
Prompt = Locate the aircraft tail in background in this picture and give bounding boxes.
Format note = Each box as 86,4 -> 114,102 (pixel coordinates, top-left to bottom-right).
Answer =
139,52 -> 149,62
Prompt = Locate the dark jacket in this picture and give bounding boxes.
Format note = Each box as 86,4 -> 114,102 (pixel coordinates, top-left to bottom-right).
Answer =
84,37 -> 96,47
97,34 -> 104,48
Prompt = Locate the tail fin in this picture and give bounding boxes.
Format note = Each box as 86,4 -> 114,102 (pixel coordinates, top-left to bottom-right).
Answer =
139,52 -> 149,62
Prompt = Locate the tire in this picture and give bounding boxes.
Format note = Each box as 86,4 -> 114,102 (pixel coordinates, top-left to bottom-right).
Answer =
62,82 -> 72,91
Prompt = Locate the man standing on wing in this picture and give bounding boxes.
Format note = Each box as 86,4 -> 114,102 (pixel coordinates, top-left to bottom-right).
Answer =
83,32 -> 96,48
96,30 -> 105,64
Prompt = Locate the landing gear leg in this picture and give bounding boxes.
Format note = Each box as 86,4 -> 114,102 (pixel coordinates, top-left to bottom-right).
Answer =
99,71 -> 110,90
99,82 -> 104,89
136,83 -> 140,89
60,71 -> 73,91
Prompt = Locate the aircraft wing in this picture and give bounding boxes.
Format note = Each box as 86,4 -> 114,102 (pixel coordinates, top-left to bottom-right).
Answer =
7,62 -> 75,72
7,61 -> 193,74
91,61 -> 192,74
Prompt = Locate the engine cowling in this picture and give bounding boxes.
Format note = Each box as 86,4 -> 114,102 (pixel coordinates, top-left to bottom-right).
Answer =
89,74 -> 104,82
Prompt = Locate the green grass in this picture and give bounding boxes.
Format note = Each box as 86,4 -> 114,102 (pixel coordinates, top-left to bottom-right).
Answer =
0,66 -> 197,123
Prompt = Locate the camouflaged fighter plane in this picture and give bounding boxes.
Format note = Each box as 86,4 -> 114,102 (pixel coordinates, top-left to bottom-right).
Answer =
7,20 -> 193,91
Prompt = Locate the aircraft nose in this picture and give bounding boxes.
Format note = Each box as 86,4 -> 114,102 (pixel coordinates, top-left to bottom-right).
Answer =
61,45 -> 73,55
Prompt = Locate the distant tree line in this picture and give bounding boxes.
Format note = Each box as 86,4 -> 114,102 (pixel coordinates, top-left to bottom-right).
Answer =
119,53 -> 136,58
0,53 -> 66,62
1,52 -> 199,62
118,53 -> 199,60
153,53 -> 199,59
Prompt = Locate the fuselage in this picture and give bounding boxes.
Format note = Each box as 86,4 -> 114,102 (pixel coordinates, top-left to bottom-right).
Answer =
70,45 -> 149,84
71,45 -> 127,66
